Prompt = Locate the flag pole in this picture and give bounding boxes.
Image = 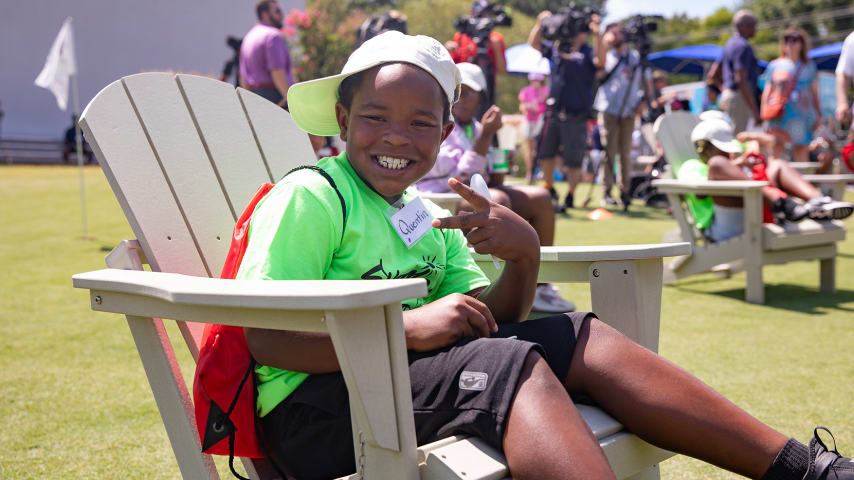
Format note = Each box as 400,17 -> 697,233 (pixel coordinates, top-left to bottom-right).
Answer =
72,69 -> 88,239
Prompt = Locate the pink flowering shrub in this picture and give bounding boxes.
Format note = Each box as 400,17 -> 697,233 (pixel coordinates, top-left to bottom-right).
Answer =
283,0 -> 366,82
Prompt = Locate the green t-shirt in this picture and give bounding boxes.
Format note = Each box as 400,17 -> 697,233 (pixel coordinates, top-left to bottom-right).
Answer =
236,152 -> 492,416
675,158 -> 714,230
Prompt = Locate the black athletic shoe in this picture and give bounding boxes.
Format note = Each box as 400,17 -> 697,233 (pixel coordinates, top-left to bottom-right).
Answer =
620,191 -> 631,212
805,196 -> 854,221
772,197 -> 809,223
548,187 -> 565,213
804,427 -> 854,479
563,192 -> 574,209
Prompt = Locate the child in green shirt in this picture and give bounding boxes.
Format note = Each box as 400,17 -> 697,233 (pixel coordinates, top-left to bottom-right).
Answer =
241,31 -> 852,480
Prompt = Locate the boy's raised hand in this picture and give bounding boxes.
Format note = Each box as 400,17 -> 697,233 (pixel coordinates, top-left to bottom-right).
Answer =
432,178 -> 539,263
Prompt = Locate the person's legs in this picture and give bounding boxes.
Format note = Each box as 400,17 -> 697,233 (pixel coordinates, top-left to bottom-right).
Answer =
559,114 -> 587,208
599,113 -> 620,200
792,144 -> 809,163
493,184 -> 554,246
722,89 -> 749,134
765,158 -> 821,200
536,111 -> 561,202
503,351 -> 616,480
564,316 -> 788,479
524,137 -> 537,183
617,115 -> 635,195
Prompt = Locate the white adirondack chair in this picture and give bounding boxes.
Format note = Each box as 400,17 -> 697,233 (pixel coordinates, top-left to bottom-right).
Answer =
72,73 -> 688,479
652,112 -> 847,304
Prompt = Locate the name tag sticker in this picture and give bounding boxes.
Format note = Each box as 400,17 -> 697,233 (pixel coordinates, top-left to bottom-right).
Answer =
390,197 -> 434,249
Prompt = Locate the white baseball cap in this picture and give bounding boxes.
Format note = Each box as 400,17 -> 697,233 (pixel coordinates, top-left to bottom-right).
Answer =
457,62 -> 487,92
698,109 -> 733,127
287,31 -> 462,136
691,119 -> 743,154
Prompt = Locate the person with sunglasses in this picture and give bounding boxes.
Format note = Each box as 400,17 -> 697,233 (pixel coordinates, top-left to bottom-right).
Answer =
760,27 -> 821,163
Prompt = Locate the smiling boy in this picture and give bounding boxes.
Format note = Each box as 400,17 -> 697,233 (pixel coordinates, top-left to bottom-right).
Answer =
236,31 -> 854,480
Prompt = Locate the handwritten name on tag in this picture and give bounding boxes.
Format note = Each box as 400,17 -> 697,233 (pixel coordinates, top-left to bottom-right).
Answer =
390,197 -> 434,249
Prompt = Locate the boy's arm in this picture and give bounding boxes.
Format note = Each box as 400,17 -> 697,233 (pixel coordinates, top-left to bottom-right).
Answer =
433,178 -> 539,323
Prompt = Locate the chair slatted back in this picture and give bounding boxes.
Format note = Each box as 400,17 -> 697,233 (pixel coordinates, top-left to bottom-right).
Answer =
80,72 -> 317,353
653,111 -> 700,176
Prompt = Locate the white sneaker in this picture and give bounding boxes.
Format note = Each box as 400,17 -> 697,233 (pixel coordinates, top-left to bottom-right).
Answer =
806,196 -> 854,220
532,284 -> 576,313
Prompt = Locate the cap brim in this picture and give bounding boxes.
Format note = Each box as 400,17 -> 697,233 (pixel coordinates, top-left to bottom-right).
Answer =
286,73 -> 349,137
460,79 -> 484,92
710,138 -> 743,154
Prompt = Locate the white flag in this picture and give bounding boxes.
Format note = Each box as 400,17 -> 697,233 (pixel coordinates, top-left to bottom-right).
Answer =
35,17 -> 77,111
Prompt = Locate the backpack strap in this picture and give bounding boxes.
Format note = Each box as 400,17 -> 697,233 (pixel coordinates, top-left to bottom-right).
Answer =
283,165 -> 348,242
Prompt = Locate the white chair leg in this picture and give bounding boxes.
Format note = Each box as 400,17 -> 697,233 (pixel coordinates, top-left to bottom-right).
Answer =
820,257 -> 836,293
745,265 -> 764,304
589,258 -> 663,353
125,315 -> 219,479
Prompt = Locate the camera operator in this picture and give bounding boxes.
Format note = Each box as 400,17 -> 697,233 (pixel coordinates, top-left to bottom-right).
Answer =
529,8 -> 602,210
593,21 -> 654,210
356,9 -> 407,46
445,0 -> 508,113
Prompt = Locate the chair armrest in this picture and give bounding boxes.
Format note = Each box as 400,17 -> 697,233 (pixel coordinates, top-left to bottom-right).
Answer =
421,192 -> 462,211
73,269 -> 426,310
653,179 -> 768,197
72,269 -> 426,331
472,243 -> 692,283
801,174 -> 854,184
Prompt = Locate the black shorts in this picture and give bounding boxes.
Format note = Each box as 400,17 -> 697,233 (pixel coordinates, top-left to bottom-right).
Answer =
259,312 -> 592,479
537,110 -> 588,168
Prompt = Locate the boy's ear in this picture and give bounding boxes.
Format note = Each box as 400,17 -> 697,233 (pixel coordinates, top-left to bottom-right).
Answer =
440,121 -> 455,144
335,102 -> 349,141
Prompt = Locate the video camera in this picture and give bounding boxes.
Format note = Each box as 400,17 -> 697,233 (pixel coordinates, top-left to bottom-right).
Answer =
622,14 -> 662,57
357,10 -> 408,45
540,3 -> 599,45
453,2 -> 512,42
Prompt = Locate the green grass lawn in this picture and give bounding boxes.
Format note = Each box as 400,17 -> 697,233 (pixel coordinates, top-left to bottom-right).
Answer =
2,165 -> 853,479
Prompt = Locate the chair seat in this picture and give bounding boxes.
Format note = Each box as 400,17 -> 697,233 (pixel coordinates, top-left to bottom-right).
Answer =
762,219 -> 845,251
410,405 -> 671,480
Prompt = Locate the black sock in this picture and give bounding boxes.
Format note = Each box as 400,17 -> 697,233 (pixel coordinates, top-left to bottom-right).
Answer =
760,438 -> 809,480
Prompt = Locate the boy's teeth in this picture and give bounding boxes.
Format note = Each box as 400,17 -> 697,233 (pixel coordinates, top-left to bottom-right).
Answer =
377,155 -> 410,170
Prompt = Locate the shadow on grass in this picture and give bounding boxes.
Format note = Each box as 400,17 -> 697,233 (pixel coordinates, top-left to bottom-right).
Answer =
673,283 -> 854,314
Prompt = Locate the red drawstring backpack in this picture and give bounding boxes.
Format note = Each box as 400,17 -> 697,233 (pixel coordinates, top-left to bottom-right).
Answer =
192,167 -> 346,479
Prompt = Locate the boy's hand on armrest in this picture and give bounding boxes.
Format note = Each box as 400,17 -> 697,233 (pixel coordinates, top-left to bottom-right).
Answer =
433,178 -> 539,263
403,293 -> 497,351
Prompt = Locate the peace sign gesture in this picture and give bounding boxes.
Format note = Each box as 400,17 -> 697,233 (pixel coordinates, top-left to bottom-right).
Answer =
432,178 -> 540,263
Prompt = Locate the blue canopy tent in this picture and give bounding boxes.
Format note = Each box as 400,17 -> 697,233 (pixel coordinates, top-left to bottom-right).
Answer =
809,42 -> 843,71
648,44 -> 769,76
648,44 -> 723,76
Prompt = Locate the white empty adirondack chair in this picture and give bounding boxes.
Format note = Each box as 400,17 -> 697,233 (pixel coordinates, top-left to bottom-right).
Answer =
652,112 -> 846,304
72,73 -> 687,479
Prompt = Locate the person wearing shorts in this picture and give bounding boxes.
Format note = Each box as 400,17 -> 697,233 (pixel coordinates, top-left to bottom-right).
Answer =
518,73 -> 548,183
262,313 -> 589,478
529,9 -> 603,210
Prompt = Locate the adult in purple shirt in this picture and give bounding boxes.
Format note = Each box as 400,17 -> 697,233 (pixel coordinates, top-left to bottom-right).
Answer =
239,0 -> 294,108
714,10 -> 760,133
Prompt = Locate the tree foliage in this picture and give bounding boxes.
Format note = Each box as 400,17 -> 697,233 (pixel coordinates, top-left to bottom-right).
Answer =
287,0 -> 367,81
